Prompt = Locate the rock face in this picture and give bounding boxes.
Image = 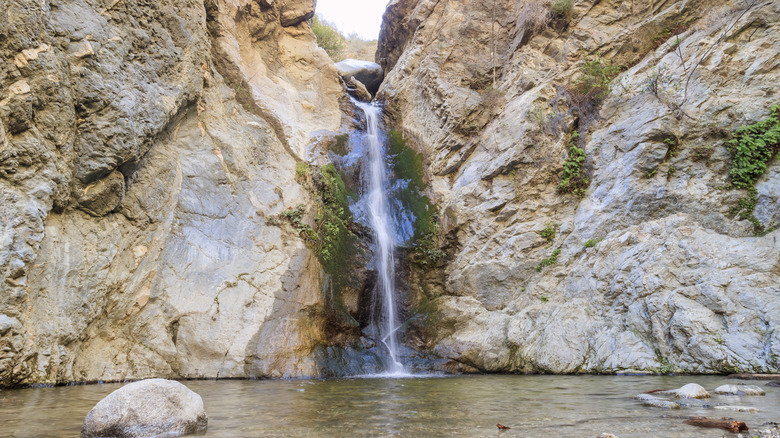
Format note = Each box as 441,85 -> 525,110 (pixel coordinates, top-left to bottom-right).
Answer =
335,59 -> 384,94
0,0 -> 371,386
81,379 -> 208,438
378,0 -> 780,374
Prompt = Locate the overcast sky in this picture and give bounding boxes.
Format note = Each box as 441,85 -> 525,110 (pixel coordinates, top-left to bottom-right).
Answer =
316,0 -> 389,40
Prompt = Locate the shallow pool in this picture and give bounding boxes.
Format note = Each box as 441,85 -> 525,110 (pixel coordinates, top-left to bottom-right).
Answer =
1,375 -> 778,437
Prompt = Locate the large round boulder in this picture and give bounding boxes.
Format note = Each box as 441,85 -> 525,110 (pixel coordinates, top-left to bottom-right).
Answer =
81,379 -> 208,438
335,59 -> 384,94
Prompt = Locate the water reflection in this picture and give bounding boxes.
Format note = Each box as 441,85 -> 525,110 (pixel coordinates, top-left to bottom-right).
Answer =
1,375 -> 778,437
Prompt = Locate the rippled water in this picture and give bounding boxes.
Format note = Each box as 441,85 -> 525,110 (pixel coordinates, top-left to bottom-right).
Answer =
1,375 -> 778,437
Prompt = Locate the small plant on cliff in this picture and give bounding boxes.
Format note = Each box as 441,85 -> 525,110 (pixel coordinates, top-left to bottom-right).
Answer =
538,223 -> 557,245
583,238 -> 600,249
726,105 -> 780,234
728,105 -> 780,190
572,57 -> 622,102
549,0 -> 574,20
536,248 -> 561,272
557,130 -> 589,198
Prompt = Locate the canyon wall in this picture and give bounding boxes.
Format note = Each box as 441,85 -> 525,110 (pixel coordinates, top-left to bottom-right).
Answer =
0,0 -> 367,386
380,0 -> 780,373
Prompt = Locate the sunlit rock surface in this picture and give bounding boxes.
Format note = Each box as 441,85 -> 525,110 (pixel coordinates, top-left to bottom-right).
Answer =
0,0 -> 359,386
378,0 -> 780,373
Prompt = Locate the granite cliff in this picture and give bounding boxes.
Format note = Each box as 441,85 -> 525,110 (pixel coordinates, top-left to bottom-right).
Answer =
379,0 -> 780,373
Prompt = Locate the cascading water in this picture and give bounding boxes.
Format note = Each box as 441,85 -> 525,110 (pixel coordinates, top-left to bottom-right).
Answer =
355,101 -> 407,375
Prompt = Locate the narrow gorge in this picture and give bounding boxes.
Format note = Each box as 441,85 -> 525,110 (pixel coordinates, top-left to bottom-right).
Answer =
2,0 -> 779,391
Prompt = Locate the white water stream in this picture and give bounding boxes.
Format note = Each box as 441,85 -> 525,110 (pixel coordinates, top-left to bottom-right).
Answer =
356,101 -> 407,375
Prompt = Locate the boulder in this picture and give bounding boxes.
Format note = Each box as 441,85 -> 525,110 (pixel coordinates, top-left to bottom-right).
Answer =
346,77 -> 372,102
335,59 -> 384,94
81,379 -> 208,438
714,384 -> 766,396
670,383 -> 710,399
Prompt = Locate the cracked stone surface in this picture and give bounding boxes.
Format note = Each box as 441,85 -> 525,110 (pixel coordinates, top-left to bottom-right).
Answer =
379,0 -> 780,373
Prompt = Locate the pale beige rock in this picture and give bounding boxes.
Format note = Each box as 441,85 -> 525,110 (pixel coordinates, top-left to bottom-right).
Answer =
714,384 -> 766,396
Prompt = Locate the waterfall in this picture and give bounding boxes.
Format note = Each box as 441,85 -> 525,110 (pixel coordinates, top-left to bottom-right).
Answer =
355,101 -> 406,375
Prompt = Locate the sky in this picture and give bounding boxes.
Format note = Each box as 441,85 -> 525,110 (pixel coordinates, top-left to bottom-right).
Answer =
316,0 -> 389,40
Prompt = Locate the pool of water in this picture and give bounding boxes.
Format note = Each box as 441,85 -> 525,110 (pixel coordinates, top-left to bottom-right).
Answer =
1,375 -> 778,437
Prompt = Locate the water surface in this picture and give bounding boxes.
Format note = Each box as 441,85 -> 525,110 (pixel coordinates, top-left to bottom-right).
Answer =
1,375 -> 778,437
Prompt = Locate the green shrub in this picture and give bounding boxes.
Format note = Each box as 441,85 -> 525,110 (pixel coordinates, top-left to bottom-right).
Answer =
725,105 -> 780,234
573,57 -> 622,101
312,15 -> 346,61
558,130 -> 589,197
550,0 -> 574,20
727,105 -> 780,190
584,239 -> 598,248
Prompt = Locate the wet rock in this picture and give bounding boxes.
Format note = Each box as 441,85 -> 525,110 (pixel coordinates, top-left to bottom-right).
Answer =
767,381 -> 780,387
636,394 -> 680,409
335,59 -> 384,94
714,405 -> 759,413
671,383 -> 710,399
81,379 -> 208,438
346,77 -> 372,102
714,384 -> 766,396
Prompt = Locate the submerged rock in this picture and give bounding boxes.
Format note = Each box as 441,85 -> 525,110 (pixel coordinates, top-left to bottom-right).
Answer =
714,405 -> 760,413
81,379 -> 208,438
636,394 -> 680,409
714,384 -> 766,396
335,59 -> 384,94
767,382 -> 780,387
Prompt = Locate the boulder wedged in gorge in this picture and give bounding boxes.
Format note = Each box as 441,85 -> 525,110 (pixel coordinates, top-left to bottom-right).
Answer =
378,0 -> 780,373
0,0 -> 372,386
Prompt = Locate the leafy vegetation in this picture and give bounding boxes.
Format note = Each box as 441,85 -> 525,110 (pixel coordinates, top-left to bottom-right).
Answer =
312,16 -> 346,61
312,15 -> 378,62
727,105 -> 780,190
557,130 -> 589,197
536,248 -> 561,272
726,105 -> 780,234
549,0 -> 574,20
583,238 -> 600,249
572,57 -> 622,102
538,223 -> 557,245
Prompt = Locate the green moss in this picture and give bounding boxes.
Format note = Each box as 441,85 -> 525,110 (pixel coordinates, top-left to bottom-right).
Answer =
312,164 -> 359,292
388,130 -> 436,238
331,134 -> 349,156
